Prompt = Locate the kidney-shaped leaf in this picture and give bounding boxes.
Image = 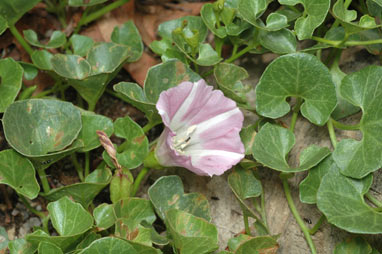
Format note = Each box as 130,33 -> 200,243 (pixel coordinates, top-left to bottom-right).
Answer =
255,53 -> 337,126
51,54 -> 91,80
0,0 -> 41,25
166,209 -> 218,254
111,21 -> 143,62
23,30 -> 66,49
144,59 -> 201,103
148,175 -> 211,221
333,66 -> 382,178
252,123 -> 330,172
228,167 -> 262,200
3,99 -> 82,157
47,196 -> 93,236
31,50 -> 53,71
0,58 -> 23,113
258,28 -> 297,54
93,203 -> 116,230
334,236 -> 372,254
0,149 -> 39,199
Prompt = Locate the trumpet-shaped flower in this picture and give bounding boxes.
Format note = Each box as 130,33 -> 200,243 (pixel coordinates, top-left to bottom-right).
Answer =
155,79 -> 245,176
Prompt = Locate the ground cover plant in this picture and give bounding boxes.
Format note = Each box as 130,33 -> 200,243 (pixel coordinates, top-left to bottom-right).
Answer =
1,0 -> 382,253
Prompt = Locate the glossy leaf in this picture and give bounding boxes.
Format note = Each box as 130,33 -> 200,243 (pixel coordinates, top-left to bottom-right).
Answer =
333,66 -> 382,178
256,53 -> 337,126
51,54 -> 91,80
166,209 -> 218,254
20,62 -> 38,80
8,238 -> 37,254
238,0 -> 268,24
70,34 -> 94,57
75,232 -> 101,251
0,16 -> 7,35
195,43 -> 222,66
259,29 -> 297,54
148,175 -> 211,221
200,3 -> 227,38
31,50 -> 53,70
235,236 -> 278,254
77,110 -> 114,152
228,167 -> 262,200
26,230 -> 83,252
227,234 -> 252,252
158,16 -> 207,43
0,0 -> 41,25
113,82 -> 161,123
316,164 -> 379,233
334,236 -> 372,254
109,168 -> 134,202
78,237 -> 137,254
23,30 -> 66,49
38,241 -> 63,254
214,63 -> 249,104
68,0 -> 107,6
111,21 -> 143,62
3,99 -> 82,157
41,167 -> 112,208
47,197 -> 93,236
144,59 -> 201,103
0,149 -> 39,199
93,203 -> 116,230
0,58 -> 23,112
252,123 -> 330,172
240,124 -> 257,155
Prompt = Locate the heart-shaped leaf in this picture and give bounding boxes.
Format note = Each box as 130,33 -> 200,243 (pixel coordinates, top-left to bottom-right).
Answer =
70,34 -> 94,57
41,167 -> 112,208
333,66 -> 382,178
0,149 -> 39,199
228,167 -> 262,200
234,236 -> 279,254
77,110 -> 114,152
252,123 -> 330,172
255,53 -> 337,126
201,3 -> 227,38
3,99 -> 82,157
0,0 -> 41,25
113,82 -> 162,123
111,21 -> 143,62
238,0 -> 268,25
26,230 -> 83,252
144,59 -> 201,103
78,237 -> 137,254
166,209 -> 218,254
148,175 -> 211,221
68,0 -> 107,6
51,54 -> 91,80
334,236 -> 372,254
279,0 -> 330,40
31,50 -> 53,70
195,43 -> 222,66
38,241 -> 63,254
23,30 -> 66,49
0,58 -> 23,113
258,29 -> 297,54
93,203 -> 116,230
316,163 -> 378,233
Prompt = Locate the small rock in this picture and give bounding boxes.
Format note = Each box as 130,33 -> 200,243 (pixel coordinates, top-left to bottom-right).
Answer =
18,217 -> 41,238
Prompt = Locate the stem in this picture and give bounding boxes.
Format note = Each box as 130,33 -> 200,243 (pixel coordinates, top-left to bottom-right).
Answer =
309,215 -> 325,235
365,192 -> 382,207
290,97 -> 302,132
260,188 -> 269,229
327,118 -> 337,149
282,176 -> 317,254
19,195 -> 49,232
9,25 -> 34,56
84,152 -> 90,178
243,213 -> 251,235
201,69 -> 214,78
88,102 -> 96,112
70,153 -> 84,181
312,36 -> 382,47
142,121 -> 159,134
226,45 -> 253,63
331,118 -> 360,130
131,167 -> 149,196
37,168 -> 50,193
215,37 -> 224,57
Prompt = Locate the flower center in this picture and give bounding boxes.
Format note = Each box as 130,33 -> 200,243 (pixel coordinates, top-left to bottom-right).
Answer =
171,125 -> 197,154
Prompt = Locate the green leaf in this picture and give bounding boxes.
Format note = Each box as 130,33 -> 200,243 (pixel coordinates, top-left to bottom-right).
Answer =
51,54 -> 91,80
195,43 -> 222,66
0,226 -> 9,251
68,0 -> 107,6
256,53 -> 337,125
333,66 -> 382,178
0,58 -> 23,113
238,0 -> 268,24
78,237 -> 137,254
367,0 -> 382,18
144,59 -> 201,103
334,236 -> 372,254
109,168 -> 134,202
77,110 -> 114,152
158,16 -> 207,43
70,35 -> 94,57
240,124 -> 257,155
264,13 -> 288,31
252,123 -> 330,172
227,234 -> 252,252
93,203 -> 116,230
38,241 -> 63,254
279,0 -> 330,39
258,29 -> 297,54
228,167 -> 262,200
148,175 -> 211,221
200,3 -> 227,38
3,99 -> 82,157
333,0 -> 380,34
358,29 -> 382,55
316,164 -> 378,233
111,21 -> 143,62
0,149 -> 39,199
0,16 -> 7,35
235,236 -> 279,254
26,230 -> 83,252
19,61 -> 38,80
113,82 -> 161,123
31,50 -> 53,70
47,197 -> 93,236
166,209 -> 218,254
214,62 -> 249,105
75,232 -> 101,251
0,0 -> 41,25
8,238 -> 37,254
41,167 -> 112,208
23,30 -> 66,49
70,74 -> 109,108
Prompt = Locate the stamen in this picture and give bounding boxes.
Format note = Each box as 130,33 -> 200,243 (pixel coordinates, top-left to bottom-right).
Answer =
172,125 -> 197,154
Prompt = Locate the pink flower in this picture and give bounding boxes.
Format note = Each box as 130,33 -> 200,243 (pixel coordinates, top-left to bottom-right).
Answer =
155,79 -> 245,176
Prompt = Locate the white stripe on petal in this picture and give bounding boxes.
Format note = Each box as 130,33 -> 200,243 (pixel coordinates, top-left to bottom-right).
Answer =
186,149 -> 244,160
